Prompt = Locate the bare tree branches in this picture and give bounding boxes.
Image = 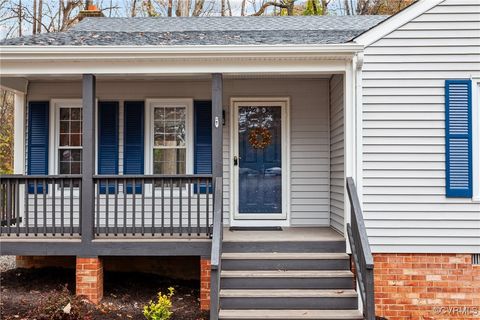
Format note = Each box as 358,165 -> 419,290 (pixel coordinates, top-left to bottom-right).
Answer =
36,0 -> 42,33
354,0 -> 414,15
192,0 -> 205,16
251,0 -> 296,16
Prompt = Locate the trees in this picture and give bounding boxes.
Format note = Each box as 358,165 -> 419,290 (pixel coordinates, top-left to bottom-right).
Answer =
0,0 -> 416,38
351,0 -> 415,15
0,91 -> 14,175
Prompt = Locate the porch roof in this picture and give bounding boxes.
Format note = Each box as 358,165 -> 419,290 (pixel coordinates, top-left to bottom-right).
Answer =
0,16 -> 388,46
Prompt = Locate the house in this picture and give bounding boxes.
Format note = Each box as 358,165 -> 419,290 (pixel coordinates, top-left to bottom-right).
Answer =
1,0 -> 479,319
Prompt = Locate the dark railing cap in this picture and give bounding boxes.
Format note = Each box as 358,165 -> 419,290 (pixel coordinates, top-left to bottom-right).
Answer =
93,174 -> 213,179
0,174 -> 83,179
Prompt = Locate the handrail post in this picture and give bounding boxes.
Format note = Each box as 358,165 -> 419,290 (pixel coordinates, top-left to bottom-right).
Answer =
81,74 -> 96,250
210,177 -> 223,320
346,177 -> 375,320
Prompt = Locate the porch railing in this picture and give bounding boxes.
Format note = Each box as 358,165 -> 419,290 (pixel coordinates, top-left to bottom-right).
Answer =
93,174 -> 213,237
346,177 -> 375,320
0,174 -> 213,238
210,177 -> 223,320
0,175 -> 82,237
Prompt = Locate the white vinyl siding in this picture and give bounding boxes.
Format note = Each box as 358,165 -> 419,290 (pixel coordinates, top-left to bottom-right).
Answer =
27,78 -> 332,227
362,0 -> 480,253
329,75 -> 344,233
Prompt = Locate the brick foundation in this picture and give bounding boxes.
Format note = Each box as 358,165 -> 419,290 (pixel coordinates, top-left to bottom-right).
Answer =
200,257 -> 211,311
76,257 -> 104,304
374,253 -> 480,320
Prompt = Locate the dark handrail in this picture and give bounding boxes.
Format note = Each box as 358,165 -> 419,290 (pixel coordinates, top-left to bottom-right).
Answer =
210,177 -> 223,320
93,174 -> 213,179
1,174 -> 83,180
346,177 -> 374,320
0,175 -> 82,237
0,174 -> 214,238
92,174 -> 213,237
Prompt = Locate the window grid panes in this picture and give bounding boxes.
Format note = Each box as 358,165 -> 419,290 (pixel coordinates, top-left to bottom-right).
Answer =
153,106 -> 187,175
58,107 -> 83,175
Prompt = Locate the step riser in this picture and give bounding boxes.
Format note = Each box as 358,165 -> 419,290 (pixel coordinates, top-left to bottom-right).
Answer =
221,277 -> 354,289
219,316 -> 362,320
223,241 -> 346,253
220,297 -> 358,310
222,259 -> 350,270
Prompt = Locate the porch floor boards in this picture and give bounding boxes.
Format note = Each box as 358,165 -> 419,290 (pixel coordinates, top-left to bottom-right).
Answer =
224,227 -> 344,242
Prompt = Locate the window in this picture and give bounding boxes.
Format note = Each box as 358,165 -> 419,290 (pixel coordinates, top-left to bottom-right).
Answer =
49,99 -> 83,181
58,107 -> 82,174
147,99 -> 193,177
153,106 -> 186,174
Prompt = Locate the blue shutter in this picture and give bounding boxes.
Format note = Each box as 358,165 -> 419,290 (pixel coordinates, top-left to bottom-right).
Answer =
124,101 -> 144,193
98,101 -> 119,193
194,101 -> 212,193
27,101 -> 49,193
445,79 -> 472,197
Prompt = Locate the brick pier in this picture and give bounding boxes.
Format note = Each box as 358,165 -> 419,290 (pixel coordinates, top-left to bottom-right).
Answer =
200,257 -> 211,311
76,257 -> 104,304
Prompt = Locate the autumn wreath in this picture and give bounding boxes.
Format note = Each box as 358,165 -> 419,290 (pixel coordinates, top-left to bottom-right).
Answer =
248,127 -> 272,149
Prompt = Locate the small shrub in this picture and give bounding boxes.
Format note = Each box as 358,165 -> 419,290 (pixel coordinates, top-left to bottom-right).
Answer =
143,287 -> 175,320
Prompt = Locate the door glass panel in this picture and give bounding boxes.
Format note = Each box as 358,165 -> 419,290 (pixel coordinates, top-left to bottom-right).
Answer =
238,106 -> 282,214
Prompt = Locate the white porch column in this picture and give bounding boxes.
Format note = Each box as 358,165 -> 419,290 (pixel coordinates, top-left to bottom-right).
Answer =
344,59 -> 355,239
13,92 -> 26,174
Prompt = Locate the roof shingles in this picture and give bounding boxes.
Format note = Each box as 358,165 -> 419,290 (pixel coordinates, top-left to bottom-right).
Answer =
0,16 -> 388,46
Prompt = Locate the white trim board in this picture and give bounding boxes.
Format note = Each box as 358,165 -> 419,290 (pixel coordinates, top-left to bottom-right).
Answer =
354,0 -> 445,47
0,45 -> 360,76
229,97 -> 291,227
472,78 -> 480,202
13,93 -> 26,175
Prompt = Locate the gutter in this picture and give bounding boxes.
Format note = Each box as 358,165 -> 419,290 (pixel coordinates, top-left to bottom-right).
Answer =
0,44 -> 364,61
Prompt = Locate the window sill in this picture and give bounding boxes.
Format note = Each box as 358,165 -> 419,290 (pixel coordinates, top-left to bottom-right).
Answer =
472,196 -> 480,203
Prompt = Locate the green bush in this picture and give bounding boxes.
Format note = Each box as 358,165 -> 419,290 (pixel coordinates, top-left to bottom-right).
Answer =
143,287 -> 175,320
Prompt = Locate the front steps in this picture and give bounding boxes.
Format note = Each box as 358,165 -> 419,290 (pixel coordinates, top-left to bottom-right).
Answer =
218,309 -> 363,320
218,237 -> 361,320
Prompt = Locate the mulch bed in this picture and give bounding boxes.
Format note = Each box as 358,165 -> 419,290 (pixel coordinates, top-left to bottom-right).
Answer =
0,267 -> 208,320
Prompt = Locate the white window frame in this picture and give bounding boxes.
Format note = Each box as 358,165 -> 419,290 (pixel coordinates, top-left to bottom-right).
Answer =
144,98 -> 194,184
49,99 -> 83,195
229,97 -> 291,226
50,99 -> 83,176
472,79 -> 480,202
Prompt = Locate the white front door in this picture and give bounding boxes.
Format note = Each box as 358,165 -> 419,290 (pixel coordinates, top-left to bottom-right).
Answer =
231,98 -> 289,224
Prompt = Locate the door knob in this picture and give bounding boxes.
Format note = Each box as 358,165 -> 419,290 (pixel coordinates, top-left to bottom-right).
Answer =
234,156 -> 238,166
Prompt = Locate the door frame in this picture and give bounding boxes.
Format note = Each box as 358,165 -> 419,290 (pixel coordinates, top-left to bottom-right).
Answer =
230,97 -> 291,226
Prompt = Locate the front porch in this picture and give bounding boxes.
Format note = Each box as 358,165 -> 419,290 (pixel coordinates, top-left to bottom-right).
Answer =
1,73 -> 350,247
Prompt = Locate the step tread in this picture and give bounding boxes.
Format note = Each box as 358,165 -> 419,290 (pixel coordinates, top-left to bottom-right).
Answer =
221,270 -> 353,278
222,253 -> 350,260
219,309 -> 363,319
220,289 -> 357,298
